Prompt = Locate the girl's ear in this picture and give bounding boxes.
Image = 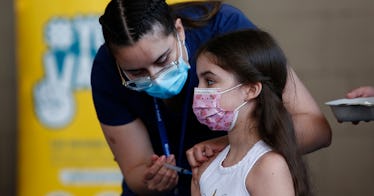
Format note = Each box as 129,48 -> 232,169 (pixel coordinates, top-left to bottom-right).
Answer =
175,18 -> 185,41
244,82 -> 262,101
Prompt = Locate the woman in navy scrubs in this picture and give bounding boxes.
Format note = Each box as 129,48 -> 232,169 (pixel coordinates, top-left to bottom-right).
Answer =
91,0 -> 332,195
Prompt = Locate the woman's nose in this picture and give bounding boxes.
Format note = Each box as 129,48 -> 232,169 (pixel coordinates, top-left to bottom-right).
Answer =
147,65 -> 163,78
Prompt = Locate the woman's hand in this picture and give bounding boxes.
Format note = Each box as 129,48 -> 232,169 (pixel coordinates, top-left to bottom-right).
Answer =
346,86 -> 374,98
186,136 -> 228,168
143,154 -> 179,193
187,137 -> 227,196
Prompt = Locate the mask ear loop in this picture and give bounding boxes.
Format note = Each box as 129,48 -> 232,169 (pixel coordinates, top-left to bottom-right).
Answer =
176,33 -> 189,63
232,84 -> 249,112
219,83 -> 243,94
228,101 -> 248,131
215,83 -> 243,110
234,101 -> 248,112
175,34 -> 183,64
224,84 -> 247,131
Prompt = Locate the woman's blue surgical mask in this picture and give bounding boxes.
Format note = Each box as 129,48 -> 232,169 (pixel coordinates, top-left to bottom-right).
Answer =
118,36 -> 190,99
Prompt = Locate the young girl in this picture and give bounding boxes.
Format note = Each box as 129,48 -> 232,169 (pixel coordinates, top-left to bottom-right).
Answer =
191,29 -> 311,196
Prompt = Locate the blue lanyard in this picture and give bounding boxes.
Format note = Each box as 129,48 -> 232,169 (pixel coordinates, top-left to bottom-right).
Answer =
177,82 -> 192,165
153,44 -> 193,165
153,97 -> 171,157
152,78 -> 193,165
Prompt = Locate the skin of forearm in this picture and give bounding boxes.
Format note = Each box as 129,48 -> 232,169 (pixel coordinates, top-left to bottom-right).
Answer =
122,164 -> 170,195
119,162 -> 150,194
293,113 -> 332,154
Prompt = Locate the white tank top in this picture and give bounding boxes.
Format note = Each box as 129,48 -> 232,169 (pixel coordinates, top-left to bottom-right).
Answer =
199,140 -> 271,196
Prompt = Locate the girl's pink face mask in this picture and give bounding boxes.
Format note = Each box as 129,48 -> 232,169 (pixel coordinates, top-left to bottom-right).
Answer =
192,84 -> 247,131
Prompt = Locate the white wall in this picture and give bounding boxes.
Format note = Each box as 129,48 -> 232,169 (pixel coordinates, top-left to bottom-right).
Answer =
225,0 -> 374,195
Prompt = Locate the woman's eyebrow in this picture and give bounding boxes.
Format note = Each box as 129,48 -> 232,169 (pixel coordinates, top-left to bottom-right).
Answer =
123,49 -> 172,72
153,48 -> 171,64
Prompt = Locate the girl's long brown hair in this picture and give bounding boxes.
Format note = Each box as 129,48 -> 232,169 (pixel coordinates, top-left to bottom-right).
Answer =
197,29 -> 312,196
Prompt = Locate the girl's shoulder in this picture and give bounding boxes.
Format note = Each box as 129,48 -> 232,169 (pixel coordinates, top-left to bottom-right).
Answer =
250,151 -> 289,175
246,151 -> 294,195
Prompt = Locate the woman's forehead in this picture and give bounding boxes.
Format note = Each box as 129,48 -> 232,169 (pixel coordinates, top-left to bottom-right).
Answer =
114,32 -> 175,68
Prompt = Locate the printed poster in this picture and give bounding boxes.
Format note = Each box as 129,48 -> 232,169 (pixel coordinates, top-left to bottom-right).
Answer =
16,0 -> 190,195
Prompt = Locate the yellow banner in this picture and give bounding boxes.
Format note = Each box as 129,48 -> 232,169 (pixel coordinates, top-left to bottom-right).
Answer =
16,0 -> 123,195
16,0 -> 192,195
167,0 -> 201,4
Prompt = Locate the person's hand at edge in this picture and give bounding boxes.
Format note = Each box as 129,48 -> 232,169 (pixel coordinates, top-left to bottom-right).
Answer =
346,86 -> 374,99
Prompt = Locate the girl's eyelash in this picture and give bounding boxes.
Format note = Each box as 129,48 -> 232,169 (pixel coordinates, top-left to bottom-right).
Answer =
206,79 -> 215,86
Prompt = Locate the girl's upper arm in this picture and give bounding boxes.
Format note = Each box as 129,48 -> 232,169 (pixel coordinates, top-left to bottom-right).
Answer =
100,119 -> 154,191
247,152 -> 295,196
283,66 -> 332,153
191,174 -> 201,196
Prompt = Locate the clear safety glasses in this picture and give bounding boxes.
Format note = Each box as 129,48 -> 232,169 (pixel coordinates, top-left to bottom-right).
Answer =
116,38 -> 182,91
117,60 -> 179,90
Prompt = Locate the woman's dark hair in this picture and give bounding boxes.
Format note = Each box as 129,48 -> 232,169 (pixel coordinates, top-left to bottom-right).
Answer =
197,29 -> 311,196
99,0 -> 221,48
